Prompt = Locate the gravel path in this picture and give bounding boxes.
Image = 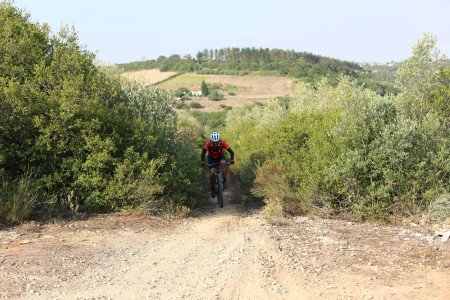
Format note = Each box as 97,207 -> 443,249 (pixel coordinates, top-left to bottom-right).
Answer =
1,190 -> 449,299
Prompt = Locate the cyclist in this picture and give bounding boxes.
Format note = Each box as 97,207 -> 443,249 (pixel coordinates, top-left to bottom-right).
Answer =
201,132 -> 235,198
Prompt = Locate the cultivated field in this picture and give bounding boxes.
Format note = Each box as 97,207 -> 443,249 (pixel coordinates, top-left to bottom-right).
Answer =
197,74 -> 292,111
123,70 -> 293,111
121,69 -> 178,85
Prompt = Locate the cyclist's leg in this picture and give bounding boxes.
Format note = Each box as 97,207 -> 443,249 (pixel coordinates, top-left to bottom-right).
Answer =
208,156 -> 219,197
220,155 -> 228,188
209,167 -> 215,188
208,167 -> 216,197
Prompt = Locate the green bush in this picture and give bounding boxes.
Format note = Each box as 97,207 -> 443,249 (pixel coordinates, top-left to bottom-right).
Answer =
201,80 -> 209,96
426,194 -> 450,226
207,90 -> 223,101
225,35 -> 449,221
189,101 -> 203,108
0,175 -> 39,225
0,3 -> 206,220
174,87 -> 190,98
175,101 -> 189,109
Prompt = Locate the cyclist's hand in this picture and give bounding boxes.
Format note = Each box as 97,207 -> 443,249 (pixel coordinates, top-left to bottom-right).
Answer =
229,159 -> 234,165
201,161 -> 206,167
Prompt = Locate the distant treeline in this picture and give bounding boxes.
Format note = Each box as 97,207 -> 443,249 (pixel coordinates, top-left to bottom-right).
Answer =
118,48 -> 396,95
118,47 -> 362,76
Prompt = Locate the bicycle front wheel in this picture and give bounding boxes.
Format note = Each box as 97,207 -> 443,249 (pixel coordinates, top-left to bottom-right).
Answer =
216,173 -> 224,208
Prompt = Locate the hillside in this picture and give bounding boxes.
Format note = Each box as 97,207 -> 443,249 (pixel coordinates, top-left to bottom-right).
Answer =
117,48 -> 396,95
160,73 -> 292,111
117,47 -> 363,76
121,69 -> 177,85
1,3 -> 449,298
360,62 -> 400,84
118,70 -> 292,111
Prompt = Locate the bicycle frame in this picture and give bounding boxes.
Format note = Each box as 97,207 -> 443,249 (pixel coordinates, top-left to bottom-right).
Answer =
206,161 -> 231,208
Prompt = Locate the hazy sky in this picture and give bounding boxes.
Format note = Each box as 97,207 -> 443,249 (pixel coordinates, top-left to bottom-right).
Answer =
12,0 -> 450,64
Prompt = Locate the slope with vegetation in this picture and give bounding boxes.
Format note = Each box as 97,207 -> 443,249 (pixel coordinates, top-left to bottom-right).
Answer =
0,3 -> 205,225
223,33 -> 449,222
1,1 -> 448,227
118,47 -> 396,95
156,72 -> 292,112
1,3 -> 449,298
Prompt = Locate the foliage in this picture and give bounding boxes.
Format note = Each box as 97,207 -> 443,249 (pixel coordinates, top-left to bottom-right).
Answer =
426,194 -> 450,226
118,47 -> 394,95
0,3 -> 205,224
200,80 -> 209,96
189,101 -> 202,109
428,67 -> 450,121
0,175 -> 39,224
207,90 -> 223,101
174,87 -> 190,98
395,33 -> 448,120
2,2 -> 447,225
191,111 -> 227,133
224,34 -> 449,221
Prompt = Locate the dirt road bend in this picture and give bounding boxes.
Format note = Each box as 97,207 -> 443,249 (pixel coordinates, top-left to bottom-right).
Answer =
1,190 -> 449,299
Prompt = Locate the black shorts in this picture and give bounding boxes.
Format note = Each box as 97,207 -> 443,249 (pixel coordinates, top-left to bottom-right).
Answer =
208,154 -> 225,167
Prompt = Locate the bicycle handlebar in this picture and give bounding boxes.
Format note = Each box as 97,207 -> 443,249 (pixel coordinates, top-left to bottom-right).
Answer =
204,161 -> 232,168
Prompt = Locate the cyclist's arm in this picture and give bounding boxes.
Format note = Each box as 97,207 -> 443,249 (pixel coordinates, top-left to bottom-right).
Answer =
201,148 -> 207,161
226,148 -> 234,160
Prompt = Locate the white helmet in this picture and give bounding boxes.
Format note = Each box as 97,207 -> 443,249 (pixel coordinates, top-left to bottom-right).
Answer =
210,132 -> 220,142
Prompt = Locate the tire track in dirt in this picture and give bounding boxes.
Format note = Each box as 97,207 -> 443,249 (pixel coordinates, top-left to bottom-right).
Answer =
38,195 -> 303,299
1,188 -> 449,299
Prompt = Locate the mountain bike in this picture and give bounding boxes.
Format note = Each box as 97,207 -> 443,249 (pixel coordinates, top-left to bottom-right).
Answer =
205,161 -> 231,208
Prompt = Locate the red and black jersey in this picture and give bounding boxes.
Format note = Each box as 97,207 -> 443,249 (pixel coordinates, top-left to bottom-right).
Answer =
203,140 -> 230,158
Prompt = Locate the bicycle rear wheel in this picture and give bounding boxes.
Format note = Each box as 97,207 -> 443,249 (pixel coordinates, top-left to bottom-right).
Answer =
216,173 -> 224,208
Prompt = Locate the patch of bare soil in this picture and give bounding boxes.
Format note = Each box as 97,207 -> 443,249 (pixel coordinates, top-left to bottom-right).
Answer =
120,71 -> 292,111
1,188 -> 449,299
204,75 -> 292,96
191,75 -> 292,112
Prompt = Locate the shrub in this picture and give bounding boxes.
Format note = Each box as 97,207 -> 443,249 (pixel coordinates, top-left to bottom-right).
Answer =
252,163 -> 303,216
207,90 -> 223,101
0,175 -> 39,225
225,35 -> 449,221
0,3 -> 206,219
175,101 -> 189,109
201,80 -> 209,96
174,87 -> 190,98
189,101 -> 203,108
426,194 -> 450,226
219,104 -> 232,111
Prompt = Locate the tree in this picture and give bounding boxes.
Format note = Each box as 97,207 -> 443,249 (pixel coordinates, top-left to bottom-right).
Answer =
395,33 -> 447,119
196,51 -> 204,64
174,87 -> 190,98
207,90 -> 223,101
0,3 -> 206,221
430,68 -> 450,120
201,80 -> 209,96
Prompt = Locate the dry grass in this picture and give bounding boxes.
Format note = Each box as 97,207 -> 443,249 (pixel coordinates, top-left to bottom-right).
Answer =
167,73 -> 292,111
156,73 -> 207,90
121,70 -> 293,111
121,69 -> 178,85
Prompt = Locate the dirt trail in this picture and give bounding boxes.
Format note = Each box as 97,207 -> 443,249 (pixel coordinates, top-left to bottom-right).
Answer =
1,188 -> 449,299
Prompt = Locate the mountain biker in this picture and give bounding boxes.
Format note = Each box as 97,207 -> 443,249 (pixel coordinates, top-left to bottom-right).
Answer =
201,132 -> 235,198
